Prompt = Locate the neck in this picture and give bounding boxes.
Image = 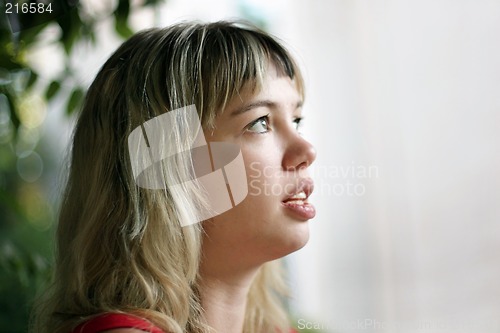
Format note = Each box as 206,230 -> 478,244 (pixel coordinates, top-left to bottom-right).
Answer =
198,261 -> 259,333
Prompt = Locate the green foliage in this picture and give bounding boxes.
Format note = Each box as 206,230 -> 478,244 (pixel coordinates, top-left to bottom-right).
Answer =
45,80 -> 61,100
0,0 -> 165,130
0,235 -> 52,333
66,86 -> 84,115
114,0 -> 134,38
0,1 -> 165,332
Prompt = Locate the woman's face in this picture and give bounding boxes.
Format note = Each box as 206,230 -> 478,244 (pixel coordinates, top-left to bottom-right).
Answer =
201,67 -> 317,267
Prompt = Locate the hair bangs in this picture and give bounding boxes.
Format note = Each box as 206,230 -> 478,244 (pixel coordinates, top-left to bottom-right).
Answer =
197,22 -> 304,129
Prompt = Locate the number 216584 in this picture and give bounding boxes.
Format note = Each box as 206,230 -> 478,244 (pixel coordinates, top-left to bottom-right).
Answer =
5,2 -> 53,14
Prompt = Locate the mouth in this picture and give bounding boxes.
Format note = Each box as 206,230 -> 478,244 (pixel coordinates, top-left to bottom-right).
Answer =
282,178 -> 314,205
282,190 -> 308,205
281,180 -> 316,220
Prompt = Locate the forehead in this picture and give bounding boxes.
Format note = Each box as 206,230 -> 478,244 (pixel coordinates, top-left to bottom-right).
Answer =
225,73 -> 302,116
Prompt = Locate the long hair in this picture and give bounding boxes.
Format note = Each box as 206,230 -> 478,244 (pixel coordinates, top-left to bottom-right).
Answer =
33,21 -> 304,333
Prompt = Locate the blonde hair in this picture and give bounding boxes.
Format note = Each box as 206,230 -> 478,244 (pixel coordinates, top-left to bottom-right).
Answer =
33,21 -> 304,333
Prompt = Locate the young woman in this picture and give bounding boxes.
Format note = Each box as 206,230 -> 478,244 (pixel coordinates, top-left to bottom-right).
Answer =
33,21 -> 316,333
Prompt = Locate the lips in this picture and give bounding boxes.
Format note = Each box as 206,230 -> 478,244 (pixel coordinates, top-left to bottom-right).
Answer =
281,178 -> 316,220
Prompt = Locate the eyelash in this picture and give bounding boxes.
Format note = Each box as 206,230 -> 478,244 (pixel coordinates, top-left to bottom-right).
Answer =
293,117 -> 304,131
246,115 -> 304,134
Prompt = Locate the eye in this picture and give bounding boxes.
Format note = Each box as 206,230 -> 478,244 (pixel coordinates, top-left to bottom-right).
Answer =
293,117 -> 303,131
246,114 -> 270,134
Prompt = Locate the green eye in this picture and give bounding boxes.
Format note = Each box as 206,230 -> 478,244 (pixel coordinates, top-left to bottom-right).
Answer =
247,115 -> 270,134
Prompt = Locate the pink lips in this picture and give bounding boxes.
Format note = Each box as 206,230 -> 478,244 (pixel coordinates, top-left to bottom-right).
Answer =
282,178 -> 316,220
282,201 -> 316,220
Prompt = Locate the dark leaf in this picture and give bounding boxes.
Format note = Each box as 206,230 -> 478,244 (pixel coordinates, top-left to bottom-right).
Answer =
25,70 -> 38,89
114,0 -> 133,38
114,0 -> 131,21
45,80 -> 61,100
3,89 -> 20,139
114,18 -> 134,39
66,87 -> 84,115
144,0 -> 165,6
57,9 -> 84,55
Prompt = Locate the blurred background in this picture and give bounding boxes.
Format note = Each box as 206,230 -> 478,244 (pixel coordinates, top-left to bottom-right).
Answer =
1,0 -> 499,332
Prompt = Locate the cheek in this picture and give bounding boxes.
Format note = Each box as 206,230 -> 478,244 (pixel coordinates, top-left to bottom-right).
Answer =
244,149 -> 284,196
246,165 -> 291,203
206,160 -> 281,236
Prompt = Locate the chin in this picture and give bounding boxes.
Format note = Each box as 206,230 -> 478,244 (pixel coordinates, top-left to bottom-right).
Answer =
267,223 -> 310,260
287,225 -> 310,252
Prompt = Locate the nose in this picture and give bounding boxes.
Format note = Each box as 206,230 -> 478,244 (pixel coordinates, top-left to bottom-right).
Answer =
282,133 -> 317,171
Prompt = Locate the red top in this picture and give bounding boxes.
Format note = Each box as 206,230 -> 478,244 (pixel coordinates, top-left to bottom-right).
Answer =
72,313 -> 299,333
72,313 -> 165,333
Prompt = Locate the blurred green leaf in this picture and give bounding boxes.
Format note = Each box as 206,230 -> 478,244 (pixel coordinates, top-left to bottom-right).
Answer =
25,70 -> 38,89
2,89 -> 20,139
114,0 -> 133,38
144,0 -> 163,6
45,80 -> 61,100
114,18 -> 134,39
115,0 -> 131,21
57,9 -> 85,55
66,87 -> 84,115
57,16 -> 75,54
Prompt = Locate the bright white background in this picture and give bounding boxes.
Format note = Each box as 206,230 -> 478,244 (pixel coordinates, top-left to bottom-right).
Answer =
33,0 -> 500,332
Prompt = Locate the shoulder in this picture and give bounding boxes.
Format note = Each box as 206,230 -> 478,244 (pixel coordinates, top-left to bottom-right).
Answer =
72,313 -> 165,333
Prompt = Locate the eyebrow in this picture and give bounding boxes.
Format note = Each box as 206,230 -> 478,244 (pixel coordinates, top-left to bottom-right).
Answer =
230,100 -> 303,117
